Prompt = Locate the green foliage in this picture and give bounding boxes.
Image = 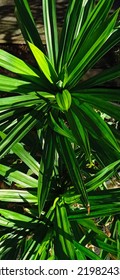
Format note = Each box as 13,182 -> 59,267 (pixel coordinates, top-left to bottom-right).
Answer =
0,0 -> 120,260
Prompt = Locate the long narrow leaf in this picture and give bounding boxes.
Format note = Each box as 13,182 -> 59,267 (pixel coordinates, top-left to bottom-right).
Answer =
0,49 -> 53,90
54,199 -> 75,259
0,209 -> 38,225
72,88 -> 120,102
86,160 -> 120,192
58,0 -> 93,72
80,64 -> 120,88
68,0 -> 115,64
0,75 -> 40,94
0,94 -> 41,110
73,99 -> 120,153
28,42 -> 58,84
74,240 -> 101,260
65,11 -> 119,88
38,128 -> 56,215
42,0 -> 58,68
66,108 -> 91,161
0,189 -> 37,203
0,164 -> 37,189
49,112 -> 76,143
83,22 -> 120,74
0,103 -> 46,158
72,92 -> 120,121
12,143 -> 40,176
0,131 -> 39,175
68,189 -> 120,219
56,135 -> 89,209
74,0 -> 95,39
14,0 -> 44,51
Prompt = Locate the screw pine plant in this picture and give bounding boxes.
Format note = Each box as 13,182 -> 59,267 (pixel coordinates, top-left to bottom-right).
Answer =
0,0 -> 120,259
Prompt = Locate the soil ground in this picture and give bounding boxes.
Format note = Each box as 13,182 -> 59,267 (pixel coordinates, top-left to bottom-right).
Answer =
0,0 -> 68,44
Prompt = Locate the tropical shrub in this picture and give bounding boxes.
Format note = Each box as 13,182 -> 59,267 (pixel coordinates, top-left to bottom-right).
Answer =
0,0 -> 120,260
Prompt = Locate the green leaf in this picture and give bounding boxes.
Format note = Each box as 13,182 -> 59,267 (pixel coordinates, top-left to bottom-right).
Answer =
0,217 -> 15,228
84,22 -> 120,74
86,159 -> 120,192
72,88 -> 120,102
65,10 -> 119,87
37,91 -> 55,99
0,209 -> 37,224
91,137 -> 120,165
38,128 -> 56,215
78,219 -> 110,239
56,135 -> 89,209
49,112 -> 75,142
68,189 -> 120,219
95,239 -> 118,256
54,199 -> 75,260
0,108 -> 29,124
74,240 -> 101,260
13,144 -> 40,176
0,49 -> 47,86
42,0 -> 58,68
115,220 -> 120,259
56,90 -> 72,111
80,64 -> 120,88
75,249 -> 86,260
28,42 -> 58,84
76,0 -> 95,34
66,107 -> 91,161
0,164 -> 38,189
0,132 -> 39,176
33,229 -> 53,260
0,94 -> 41,110
58,0 -> 95,72
0,103 -> 46,158
14,0 -> 44,51
68,0 -> 115,65
0,189 -> 37,204
73,99 -> 120,153
20,239 -> 38,260
0,75 -> 40,94
72,90 -> 120,121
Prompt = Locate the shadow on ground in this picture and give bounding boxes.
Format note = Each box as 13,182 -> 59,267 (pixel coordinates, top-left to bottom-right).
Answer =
0,0 -> 68,43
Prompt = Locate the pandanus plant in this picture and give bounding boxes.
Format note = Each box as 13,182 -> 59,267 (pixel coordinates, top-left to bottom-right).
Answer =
0,0 -> 120,259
